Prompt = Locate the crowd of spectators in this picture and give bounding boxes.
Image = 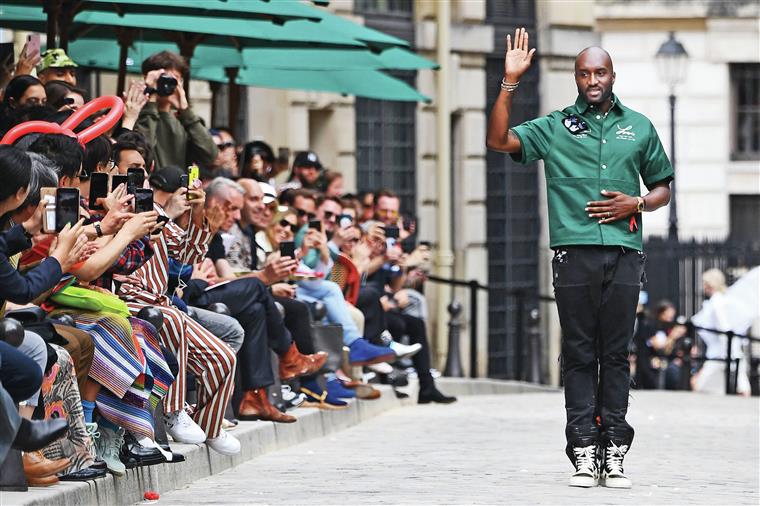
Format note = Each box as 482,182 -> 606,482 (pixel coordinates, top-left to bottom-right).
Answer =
0,43 -> 454,488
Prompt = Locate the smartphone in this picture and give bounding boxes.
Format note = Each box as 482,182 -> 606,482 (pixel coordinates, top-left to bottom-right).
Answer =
0,42 -> 14,69
338,214 -> 353,229
41,187 -> 57,234
26,34 -> 40,61
279,241 -> 295,259
186,164 -> 199,199
179,174 -> 189,189
88,172 -> 109,211
112,174 -> 129,192
308,219 -> 322,231
55,188 -> 80,233
134,188 -> 154,214
127,168 -> 144,195
151,215 -> 170,235
384,225 -> 400,239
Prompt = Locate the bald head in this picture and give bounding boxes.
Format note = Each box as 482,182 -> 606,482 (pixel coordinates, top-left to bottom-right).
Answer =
574,46 -> 616,108
575,46 -> 613,72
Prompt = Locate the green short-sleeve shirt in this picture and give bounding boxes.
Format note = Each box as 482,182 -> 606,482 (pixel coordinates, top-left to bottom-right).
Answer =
510,94 -> 673,250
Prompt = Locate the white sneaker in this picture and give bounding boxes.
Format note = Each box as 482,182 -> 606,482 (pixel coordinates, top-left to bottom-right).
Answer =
281,385 -> 306,408
600,442 -> 632,489
389,341 -> 422,359
367,362 -> 393,374
568,444 -> 598,488
164,409 -> 206,444
206,429 -> 240,456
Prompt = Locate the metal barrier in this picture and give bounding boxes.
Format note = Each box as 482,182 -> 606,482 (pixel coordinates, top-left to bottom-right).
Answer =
426,275 -> 555,380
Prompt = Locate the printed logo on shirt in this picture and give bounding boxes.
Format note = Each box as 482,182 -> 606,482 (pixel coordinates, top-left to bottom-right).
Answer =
615,124 -> 636,141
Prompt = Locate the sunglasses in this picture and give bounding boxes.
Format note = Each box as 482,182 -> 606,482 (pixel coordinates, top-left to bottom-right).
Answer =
216,142 -> 235,150
279,219 -> 297,231
322,210 -> 338,221
295,208 -> 316,221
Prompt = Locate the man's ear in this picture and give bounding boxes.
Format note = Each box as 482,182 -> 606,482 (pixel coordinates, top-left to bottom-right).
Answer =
611,71 -> 616,86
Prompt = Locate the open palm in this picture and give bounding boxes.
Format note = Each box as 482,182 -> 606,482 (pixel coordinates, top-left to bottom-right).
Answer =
504,27 -> 536,81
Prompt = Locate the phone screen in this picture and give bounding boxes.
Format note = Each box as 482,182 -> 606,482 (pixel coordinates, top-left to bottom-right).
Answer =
0,43 -> 14,69
127,168 -> 144,195
88,173 -> 109,211
112,174 -> 129,192
384,225 -> 400,239
308,219 -> 322,231
134,188 -> 154,214
55,188 -> 80,233
279,241 -> 295,259
179,174 -> 189,189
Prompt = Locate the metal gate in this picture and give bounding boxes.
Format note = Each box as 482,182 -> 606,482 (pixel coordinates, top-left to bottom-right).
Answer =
485,0 -> 541,379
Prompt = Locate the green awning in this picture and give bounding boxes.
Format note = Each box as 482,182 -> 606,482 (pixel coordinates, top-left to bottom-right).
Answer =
83,0 -> 323,22
66,38 -> 437,72
196,67 -> 430,102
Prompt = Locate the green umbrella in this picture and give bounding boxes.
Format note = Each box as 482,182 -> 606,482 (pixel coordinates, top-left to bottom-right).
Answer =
197,66 -> 430,103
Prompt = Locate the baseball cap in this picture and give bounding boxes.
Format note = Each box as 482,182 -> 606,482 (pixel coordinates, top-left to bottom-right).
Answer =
38,49 -> 78,73
293,151 -> 322,170
259,182 -> 277,205
149,165 -> 185,193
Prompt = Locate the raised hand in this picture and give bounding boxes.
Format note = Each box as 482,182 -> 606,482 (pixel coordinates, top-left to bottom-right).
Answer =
504,27 -> 536,82
50,219 -> 88,272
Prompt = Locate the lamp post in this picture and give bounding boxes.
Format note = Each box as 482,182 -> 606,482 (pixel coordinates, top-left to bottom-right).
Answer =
655,32 -> 689,241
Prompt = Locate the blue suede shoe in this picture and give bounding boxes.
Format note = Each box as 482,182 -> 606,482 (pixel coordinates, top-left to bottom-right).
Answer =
348,338 -> 396,366
300,379 -> 348,410
326,378 -> 357,399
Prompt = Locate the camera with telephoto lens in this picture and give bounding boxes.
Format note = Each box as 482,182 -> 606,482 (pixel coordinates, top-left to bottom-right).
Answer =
156,74 -> 178,96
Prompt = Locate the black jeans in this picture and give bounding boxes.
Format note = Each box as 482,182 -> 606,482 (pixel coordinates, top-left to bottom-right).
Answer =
552,246 -> 644,457
356,286 -> 386,341
385,311 -> 434,391
202,278 -> 292,390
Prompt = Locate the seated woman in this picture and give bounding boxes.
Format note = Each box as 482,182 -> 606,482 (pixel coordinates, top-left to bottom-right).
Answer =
0,146 -> 89,482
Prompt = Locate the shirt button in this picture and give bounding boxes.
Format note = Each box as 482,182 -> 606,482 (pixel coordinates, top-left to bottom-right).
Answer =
602,164 -> 607,169
602,139 -> 607,144
596,115 -> 601,119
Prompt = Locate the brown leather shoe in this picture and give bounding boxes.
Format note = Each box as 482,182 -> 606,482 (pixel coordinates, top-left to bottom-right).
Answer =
23,451 -> 71,478
26,474 -> 59,487
278,343 -> 328,381
238,389 -> 297,423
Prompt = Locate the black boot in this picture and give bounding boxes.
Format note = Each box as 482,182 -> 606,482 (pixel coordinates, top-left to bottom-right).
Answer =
418,385 -> 457,404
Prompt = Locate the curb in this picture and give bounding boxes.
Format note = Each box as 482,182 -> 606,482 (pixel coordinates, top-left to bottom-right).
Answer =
4,379 -> 548,505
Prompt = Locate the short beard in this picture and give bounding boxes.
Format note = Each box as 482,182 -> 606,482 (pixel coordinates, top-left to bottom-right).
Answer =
585,85 -> 613,105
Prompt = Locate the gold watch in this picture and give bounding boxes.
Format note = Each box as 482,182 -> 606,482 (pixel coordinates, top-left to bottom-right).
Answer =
635,196 -> 645,213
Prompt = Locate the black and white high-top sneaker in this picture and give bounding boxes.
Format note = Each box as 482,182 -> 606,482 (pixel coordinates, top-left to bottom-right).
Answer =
600,441 -> 632,489
568,444 -> 598,488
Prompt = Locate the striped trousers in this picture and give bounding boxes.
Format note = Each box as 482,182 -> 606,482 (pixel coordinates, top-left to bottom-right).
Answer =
126,301 -> 236,439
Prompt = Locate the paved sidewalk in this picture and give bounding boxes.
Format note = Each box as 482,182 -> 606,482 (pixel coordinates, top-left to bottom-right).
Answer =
155,391 -> 759,505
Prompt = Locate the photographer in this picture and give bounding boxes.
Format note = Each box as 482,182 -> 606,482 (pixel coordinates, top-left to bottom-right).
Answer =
134,51 -> 217,171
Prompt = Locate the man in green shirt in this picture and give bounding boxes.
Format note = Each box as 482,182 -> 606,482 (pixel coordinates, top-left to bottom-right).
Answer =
487,29 -> 673,490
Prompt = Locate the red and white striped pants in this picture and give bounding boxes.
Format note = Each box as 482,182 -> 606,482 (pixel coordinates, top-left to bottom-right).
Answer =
126,301 -> 236,439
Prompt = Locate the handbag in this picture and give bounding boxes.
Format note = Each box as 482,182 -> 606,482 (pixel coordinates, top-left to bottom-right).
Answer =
49,283 -> 131,317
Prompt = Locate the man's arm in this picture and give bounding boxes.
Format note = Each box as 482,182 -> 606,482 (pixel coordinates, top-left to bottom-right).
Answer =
485,27 -> 536,153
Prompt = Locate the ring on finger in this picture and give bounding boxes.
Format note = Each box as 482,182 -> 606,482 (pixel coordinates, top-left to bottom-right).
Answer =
607,211 -> 611,218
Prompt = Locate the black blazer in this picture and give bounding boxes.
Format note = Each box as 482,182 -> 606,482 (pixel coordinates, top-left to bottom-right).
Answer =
0,224 -> 63,308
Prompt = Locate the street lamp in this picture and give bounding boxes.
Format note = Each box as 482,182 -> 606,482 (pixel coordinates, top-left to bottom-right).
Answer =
655,32 -> 689,241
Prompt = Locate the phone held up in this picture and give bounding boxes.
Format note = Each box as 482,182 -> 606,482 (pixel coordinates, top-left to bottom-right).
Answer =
308,219 -> 322,232
41,187 -> 80,234
279,241 -> 296,260
88,172 -> 109,211
134,188 -> 154,214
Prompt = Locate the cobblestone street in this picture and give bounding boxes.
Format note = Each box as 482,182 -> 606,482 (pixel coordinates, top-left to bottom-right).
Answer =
155,391 -> 759,505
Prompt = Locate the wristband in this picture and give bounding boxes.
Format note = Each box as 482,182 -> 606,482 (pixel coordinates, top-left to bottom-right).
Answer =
94,222 -> 104,237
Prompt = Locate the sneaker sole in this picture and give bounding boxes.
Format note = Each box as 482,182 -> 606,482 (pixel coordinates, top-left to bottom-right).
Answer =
600,477 -> 632,489
393,344 -> 423,360
568,477 -> 598,488
350,352 -> 397,366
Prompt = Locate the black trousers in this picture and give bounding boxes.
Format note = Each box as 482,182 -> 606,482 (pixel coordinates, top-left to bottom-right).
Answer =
202,278 -> 292,390
552,246 -> 644,456
356,286 -> 386,341
0,340 -> 42,403
385,311 -> 434,390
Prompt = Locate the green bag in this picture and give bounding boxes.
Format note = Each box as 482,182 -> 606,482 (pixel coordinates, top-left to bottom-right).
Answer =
50,285 -> 131,317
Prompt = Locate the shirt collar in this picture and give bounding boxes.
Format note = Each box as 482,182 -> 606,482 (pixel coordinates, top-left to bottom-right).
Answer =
574,93 -> 623,115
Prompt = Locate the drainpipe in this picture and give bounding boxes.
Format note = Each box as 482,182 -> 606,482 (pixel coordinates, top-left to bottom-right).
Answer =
434,1 -> 454,366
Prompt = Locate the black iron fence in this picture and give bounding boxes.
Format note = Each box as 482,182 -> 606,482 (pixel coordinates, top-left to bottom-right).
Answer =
644,237 -> 760,317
